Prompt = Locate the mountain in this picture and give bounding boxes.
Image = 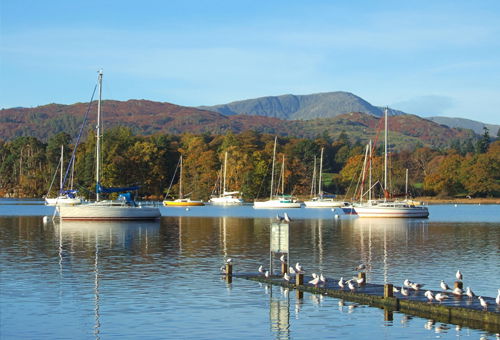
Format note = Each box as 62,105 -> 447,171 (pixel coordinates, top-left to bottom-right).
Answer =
427,116 -> 499,136
199,91 -> 406,120
0,99 -> 475,149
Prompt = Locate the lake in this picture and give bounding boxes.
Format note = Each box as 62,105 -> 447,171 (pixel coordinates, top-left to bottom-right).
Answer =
1,202 -> 499,339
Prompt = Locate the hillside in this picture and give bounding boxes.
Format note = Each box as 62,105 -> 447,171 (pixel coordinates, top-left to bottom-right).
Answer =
427,116 -> 499,136
0,99 -> 476,149
199,91 -> 395,120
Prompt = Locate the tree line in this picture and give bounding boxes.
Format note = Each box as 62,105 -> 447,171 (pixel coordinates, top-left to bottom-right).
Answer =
0,127 -> 498,199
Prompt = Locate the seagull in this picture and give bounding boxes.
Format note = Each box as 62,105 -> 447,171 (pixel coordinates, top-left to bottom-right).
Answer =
338,277 -> 345,288
452,287 -> 463,296
264,271 -> 270,279
440,280 -> 450,291
403,279 -> 412,287
456,270 -> 463,281
226,258 -> 233,264
479,296 -> 488,310
496,289 -> 500,305
466,287 -> 476,299
283,212 -> 292,223
355,264 -> 366,271
409,282 -> 424,291
311,273 -> 319,279
356,277 -> 365,285
295,262 -> 304,273
320,273 -> 326,284
258,265 -> 266,274
289,266 -> 296,274
400,287 -> 409,297
435,293 -> 448,303
283,273 -> 290,282
276,214 -> 284,222
347,280 -> 356,291
393,286 -> 400,293
424,290 -> 434,302
309,276 -> 321,286
219,265 -> 226,274
279,254 -> 286,263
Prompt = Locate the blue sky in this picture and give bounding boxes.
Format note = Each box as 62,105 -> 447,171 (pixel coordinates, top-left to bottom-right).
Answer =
1,0 -> 499,124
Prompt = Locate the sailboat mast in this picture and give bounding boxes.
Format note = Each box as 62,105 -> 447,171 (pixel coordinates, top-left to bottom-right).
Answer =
96,70 -> 103,202
223,151 -> 227,195
369,140 -> 372,202
318,147 -> 324,198
60,145 -> 63,194
405,168 -> 408,200
179,155 -> 183,199
281,155 -> 285,196
384,107 -> 388,200
270,136 -> 277,200
311,155 -> 317,198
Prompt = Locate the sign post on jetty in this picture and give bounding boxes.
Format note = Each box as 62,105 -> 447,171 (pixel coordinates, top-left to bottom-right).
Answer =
270,222 -> 289,275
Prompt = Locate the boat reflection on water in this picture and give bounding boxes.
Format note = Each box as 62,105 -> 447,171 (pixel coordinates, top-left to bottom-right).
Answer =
269,286 -> 291,340
340,218 -> 429,283
55,219 -> 160,340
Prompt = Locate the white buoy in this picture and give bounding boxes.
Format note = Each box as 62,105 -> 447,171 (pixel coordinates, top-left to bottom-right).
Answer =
454,204 -> 458,207
185,208 -> 190,211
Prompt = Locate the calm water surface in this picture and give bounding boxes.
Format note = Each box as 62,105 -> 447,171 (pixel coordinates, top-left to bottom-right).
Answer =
1,202 -> 499,339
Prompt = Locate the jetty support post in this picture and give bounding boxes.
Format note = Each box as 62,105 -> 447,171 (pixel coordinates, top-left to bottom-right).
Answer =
296,273 -> 304,286
281,261 -> 288,275
358,272 -> 366,286
384,284 -> 393,298
454,281 -> 463,289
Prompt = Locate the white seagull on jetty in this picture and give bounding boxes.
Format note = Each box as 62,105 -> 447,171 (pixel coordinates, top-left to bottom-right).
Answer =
276,214 -> 284,222
452,287 -> 463,296
283,273 -> 290,282
424,290 -> 434,302
289,266 -> 296,275
456,270 -> 463,281
393,286 -> 400,293
347,280 -> 356,291
440,280 -> 450,291
283,212 -> 292,223
320,273 -> 326,284
295,262 -> 304,273
226,258 -> 233,264
466,287 -> 476,299
309,276 -> 321,286
496,289 -> 500,305
355,264 -> 366,271
403,279 -> 412,287
355,276 -> 365,285
264,271 -> 270,279
400,287 -> 409,297
409,282 -> 424,291
338,277 -> 345,288
435,293 -> 449,303
311,273 -> 319,279
479,296 -> 488,310
279,254 -> 286,263
259,265 -> 266,274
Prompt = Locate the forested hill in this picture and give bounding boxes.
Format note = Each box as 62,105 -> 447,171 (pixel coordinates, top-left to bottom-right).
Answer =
0,99 -> 475,149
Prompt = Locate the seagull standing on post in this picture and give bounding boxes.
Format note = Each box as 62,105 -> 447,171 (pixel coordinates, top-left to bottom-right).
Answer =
479,296 -> 488,310
283,212 -> 292,223
355,264 -> 366,271
466,287 -> 476,299
279,254 -> 286,263
456,270 -> 463,281
424,290 -> 434,302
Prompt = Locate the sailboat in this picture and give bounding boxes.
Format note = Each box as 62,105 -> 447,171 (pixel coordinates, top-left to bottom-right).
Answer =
304,147 -> 345,208
45,145 -> 82,206
163,155 -> 205,206
352,108 -> 429,218
57,71 -> 161,220
254,137 -> 301,208
209,152 -> 244,205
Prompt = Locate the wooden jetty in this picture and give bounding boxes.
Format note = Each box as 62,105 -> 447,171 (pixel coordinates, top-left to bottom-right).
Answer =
230,270 -> 500,333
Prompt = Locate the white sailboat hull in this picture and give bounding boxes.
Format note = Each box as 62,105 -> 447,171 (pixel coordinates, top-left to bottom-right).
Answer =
304,199 -> 345,208
253,199 -> 302,209
57,202 -> 161,221
209,196 -> 244,205
353,205 -> 429,218
45,196 -> 82,206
